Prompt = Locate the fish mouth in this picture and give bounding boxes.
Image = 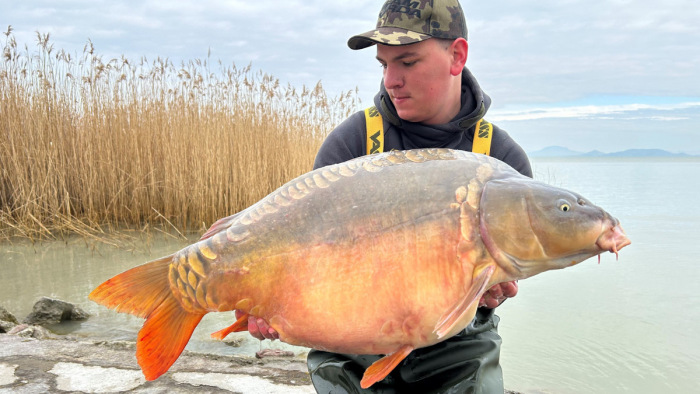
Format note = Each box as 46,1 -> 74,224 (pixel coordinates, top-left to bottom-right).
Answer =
595,222 -> 631,261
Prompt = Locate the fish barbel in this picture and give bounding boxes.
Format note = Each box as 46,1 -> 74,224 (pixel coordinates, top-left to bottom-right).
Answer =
89,148 -> 630,388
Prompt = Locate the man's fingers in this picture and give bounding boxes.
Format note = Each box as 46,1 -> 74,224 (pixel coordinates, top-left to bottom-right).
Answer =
479,292 -> 499,308
256,318 -> 269,339
501,280 -> 519,298
256,318 -> 280,341
256,318 -> 270,340
248,316 -> 263,340
478,282 -> 519,309
488,285 -> 504,299
235,310 -> 278,340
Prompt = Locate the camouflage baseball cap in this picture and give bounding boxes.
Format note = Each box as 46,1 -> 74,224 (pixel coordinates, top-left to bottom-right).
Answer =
348,0 -> 468,50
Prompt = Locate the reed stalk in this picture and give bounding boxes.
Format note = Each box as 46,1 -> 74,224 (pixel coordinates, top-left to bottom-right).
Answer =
0,27 -> 360,241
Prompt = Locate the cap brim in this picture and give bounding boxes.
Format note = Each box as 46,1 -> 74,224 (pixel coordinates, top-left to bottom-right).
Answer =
347,27 -> 432,50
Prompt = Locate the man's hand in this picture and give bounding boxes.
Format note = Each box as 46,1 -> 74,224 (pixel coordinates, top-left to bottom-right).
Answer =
479,280 -> 518,309
236,310 -> 279,340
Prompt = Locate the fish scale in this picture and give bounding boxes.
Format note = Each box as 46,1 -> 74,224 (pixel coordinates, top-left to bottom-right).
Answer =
168,245 -> 219,312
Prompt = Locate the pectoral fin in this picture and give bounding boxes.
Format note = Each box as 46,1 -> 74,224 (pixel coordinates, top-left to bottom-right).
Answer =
211,312 -> 249,340
433,264 -> 495,339
360,344 -> 414,389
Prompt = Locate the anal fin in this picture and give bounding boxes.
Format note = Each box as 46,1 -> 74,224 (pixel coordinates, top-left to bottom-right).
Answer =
211,313 -> 249,340
433,264 -> 495,339
360,344 -> 414,389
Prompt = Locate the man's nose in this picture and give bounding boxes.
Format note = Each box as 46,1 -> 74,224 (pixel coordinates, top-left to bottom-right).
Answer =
383,65 -> 403,90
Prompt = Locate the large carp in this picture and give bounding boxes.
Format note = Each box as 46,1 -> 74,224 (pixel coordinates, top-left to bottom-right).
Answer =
90,148 -> 630,388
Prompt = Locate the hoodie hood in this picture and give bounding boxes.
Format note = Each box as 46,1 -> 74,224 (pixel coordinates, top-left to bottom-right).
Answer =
373,67 -> 491,149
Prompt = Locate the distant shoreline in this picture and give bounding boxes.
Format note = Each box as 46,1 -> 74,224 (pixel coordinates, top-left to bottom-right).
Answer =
528,146 -> 699,158
530,155 -> 700,161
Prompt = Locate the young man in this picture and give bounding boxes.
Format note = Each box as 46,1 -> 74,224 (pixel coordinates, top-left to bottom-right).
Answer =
246,1 -> 531,392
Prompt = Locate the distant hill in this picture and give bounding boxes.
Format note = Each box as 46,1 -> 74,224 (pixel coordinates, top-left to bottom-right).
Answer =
529,146 -> 696,158
528,146 -> 581,157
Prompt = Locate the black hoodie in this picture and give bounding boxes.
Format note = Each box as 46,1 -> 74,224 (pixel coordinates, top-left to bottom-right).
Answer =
314,67 -> 532,178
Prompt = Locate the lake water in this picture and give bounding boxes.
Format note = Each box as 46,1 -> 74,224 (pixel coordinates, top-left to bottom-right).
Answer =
498,157 -> 700,393
1,157 -> 699,393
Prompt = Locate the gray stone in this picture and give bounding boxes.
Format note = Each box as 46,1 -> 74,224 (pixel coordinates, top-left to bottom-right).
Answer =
0,306 -> 19,325
0,306 -> 19,334
7,324 -> 52,339
22,297 -> 89,326
0,320 -> 16,334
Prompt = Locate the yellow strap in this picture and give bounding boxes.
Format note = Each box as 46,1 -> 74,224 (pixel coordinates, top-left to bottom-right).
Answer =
365,106 -> 492,157
472,119 -> 493,156
365,106 -> 384,155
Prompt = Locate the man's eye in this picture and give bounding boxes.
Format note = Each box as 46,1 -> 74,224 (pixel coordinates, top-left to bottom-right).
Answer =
403,61 -> 416,67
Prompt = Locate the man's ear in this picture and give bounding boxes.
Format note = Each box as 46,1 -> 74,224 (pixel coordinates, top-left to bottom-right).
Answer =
450,38 -> 468,76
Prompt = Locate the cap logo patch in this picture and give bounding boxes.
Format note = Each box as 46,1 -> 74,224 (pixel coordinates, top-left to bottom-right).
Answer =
381,0 -> 423,21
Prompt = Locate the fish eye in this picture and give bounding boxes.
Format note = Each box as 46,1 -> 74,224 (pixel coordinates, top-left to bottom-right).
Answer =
558,199 -> 572,212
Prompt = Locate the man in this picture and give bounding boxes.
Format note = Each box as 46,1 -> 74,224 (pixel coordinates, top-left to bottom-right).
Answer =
245,1 -> 532,392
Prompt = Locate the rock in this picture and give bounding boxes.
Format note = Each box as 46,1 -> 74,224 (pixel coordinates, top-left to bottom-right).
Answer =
0,306 -> 19,324
0,320 -> 16,333
223,336 -> 244,347
7,324 -> 52,339
0,306 -> 19,333
22,297 -> 90,326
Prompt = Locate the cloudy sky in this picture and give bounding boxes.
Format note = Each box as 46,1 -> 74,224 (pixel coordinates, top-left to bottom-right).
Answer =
2,0 -> 699,154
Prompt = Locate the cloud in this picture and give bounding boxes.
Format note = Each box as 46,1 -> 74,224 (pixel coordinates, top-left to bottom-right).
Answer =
5,0 -> 697,106
466,0 -> 700,105
1,0 -> 698,153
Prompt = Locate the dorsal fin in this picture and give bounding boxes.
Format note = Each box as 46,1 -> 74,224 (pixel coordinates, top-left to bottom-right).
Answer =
199,212 -> 242,240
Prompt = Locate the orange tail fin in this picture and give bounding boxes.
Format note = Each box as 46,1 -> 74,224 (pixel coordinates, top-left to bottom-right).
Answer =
89,255 -> 175,318
89,255 -> 206,380
137,295 -> 204,380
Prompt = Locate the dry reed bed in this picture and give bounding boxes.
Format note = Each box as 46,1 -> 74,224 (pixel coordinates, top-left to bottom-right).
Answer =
0,28 -> 360,242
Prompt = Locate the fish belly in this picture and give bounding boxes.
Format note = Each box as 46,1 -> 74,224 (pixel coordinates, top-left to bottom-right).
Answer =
207,211 -> 472,355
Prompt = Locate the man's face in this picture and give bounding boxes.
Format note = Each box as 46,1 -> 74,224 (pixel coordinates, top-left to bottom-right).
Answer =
376,39 -> 458,125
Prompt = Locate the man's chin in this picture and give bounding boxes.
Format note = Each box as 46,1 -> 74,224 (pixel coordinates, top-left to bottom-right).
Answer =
395,108 -> 419,122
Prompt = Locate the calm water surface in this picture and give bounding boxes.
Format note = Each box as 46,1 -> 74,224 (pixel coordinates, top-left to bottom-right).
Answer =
1,157 -> 698,393
498,157 -> 700,393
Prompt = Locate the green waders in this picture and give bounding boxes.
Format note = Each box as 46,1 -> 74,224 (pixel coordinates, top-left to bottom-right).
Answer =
307,308 -> 504,394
